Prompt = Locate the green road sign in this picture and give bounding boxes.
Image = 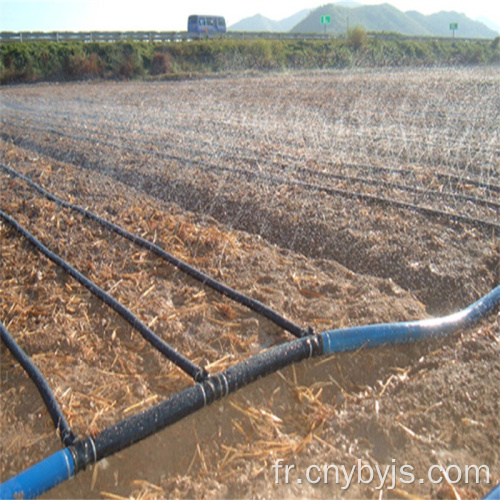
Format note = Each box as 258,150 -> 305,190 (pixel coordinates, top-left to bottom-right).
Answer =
321,15 -> 331,25
450,23 -> 458,30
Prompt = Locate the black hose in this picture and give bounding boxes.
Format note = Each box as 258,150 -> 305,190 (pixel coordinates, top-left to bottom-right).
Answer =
0,208 -> 208,382
2,286 -> 500,498
5,119 -> 500,196
68,285 -> 500,469
8,132 -> 497,231
0,163 -> 308,338
0,321 -> 77,446
76,334 -> 323,466
209,163 -> 499,232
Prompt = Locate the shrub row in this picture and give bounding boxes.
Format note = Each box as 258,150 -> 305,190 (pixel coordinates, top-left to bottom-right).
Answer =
1,34 -> 499,84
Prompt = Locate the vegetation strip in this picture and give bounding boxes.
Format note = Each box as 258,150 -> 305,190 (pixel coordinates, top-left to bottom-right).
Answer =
2,36 -> 499,84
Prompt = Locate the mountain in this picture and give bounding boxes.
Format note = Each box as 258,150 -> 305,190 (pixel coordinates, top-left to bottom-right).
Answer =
292,3 -> 498,38
335,0 -> 362,7
293,3 -> 426,35
476,17 -> 500,34
230,9 -> 311,32
476,17 -> 500,35
280,9 -> 313,31
231,3 -> 498,38
406,11 -> 499,38
230,14 -> 284,32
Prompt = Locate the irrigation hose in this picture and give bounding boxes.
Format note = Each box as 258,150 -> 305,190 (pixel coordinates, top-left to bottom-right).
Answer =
1,285 -> 499,499
6,118 -> 500,196
0,162 -> 309,338
0,321 -> 77,446
5,133 -> 499,232
0,208 -> 208,383
320,284 -> 500,353
483,482 -> 500,500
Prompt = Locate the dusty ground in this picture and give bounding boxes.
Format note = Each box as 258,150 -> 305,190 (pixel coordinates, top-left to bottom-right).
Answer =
0,67 -> 499,499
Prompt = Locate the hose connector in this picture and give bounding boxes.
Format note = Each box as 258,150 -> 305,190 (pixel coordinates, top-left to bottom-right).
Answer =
69,437 -> 97,473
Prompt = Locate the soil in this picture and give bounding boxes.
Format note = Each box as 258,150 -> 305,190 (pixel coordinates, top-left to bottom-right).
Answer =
0,67 -> 499,499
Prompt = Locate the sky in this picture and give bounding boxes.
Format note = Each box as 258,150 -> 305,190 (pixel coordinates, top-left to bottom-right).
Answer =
1,0 -> 499,33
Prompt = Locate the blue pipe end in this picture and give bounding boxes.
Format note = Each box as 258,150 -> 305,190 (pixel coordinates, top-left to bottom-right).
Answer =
483,483 -> 500,500
0,448 -> 75,499
321,286 -> 500,355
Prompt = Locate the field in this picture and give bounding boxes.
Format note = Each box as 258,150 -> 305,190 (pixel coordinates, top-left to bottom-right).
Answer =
0,67 -> 499,499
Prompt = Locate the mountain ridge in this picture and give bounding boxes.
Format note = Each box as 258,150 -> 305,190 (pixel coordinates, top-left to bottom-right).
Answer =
230,9 -> 312,32
230,3 -> 499,39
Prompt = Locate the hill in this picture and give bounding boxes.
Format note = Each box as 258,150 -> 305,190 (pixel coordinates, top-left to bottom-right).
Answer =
230,14 -> 284,32
407,10 -> 499,38
476,17 -> 500,34
334,0 -> 362,7
292,3 -> 498,38
230,9 -> 311,32
293,3 -> 427,35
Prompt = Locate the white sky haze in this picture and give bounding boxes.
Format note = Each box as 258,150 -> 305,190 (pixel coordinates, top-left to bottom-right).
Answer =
1,0 -> 499,33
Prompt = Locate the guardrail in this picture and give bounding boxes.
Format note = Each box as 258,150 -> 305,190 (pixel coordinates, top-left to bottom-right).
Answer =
0,30 -> 488,44
0,31 -> 189,43
0,31 -> 332,43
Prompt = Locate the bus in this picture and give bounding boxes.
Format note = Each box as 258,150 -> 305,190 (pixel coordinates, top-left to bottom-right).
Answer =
188,15 -> 226,38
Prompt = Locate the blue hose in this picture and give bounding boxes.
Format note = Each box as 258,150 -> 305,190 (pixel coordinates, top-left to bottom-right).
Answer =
0,449 -> 75,499
1,286 -> 498,499
322,286 -> 500,354
484,483 -> 500,500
